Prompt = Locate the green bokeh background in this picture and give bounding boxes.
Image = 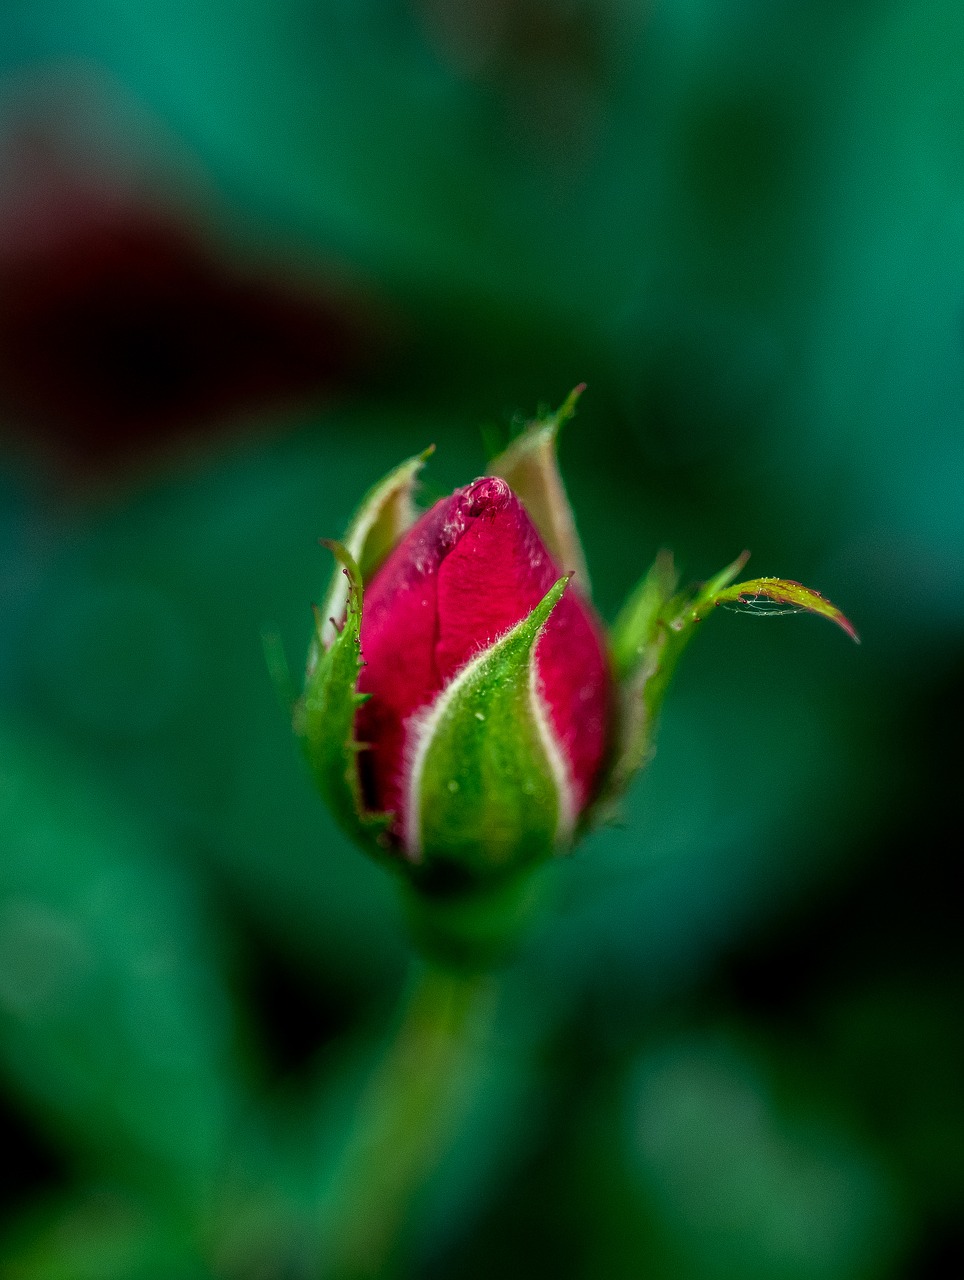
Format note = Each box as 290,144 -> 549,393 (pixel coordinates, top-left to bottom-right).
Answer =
1,2 -> 962,1276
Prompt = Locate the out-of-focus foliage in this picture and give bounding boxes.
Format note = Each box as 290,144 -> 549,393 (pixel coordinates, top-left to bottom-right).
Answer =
1,2 -> 962,1276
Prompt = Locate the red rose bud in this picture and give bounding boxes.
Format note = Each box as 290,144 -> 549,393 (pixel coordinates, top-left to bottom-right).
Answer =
296,391 -> 856,924
355,477 -> 611,866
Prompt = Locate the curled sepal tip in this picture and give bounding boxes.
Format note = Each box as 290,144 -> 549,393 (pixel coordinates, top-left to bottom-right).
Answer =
297,540 -> 392,854
706,577 -> 860,642
594,552 -> 857,826
405,575 -> 575,875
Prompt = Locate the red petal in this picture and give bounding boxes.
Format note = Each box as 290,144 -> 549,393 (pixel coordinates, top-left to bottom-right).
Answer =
357,477 -> 611,836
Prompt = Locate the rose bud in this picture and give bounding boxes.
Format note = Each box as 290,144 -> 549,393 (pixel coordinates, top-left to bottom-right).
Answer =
355,474 -> 611,868
295,390 -> 857,955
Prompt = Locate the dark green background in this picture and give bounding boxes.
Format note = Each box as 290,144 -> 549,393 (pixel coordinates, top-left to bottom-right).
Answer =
1,3 -> 962,1276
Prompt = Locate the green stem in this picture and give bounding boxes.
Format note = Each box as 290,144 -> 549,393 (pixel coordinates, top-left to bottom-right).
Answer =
320,962 -> 497,1279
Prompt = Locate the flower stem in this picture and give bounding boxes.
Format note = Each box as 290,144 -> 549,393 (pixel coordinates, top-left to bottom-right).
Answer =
320,961 -> 497,1279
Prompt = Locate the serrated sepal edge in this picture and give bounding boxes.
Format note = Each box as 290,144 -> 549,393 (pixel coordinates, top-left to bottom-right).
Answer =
298,540 -> 393,856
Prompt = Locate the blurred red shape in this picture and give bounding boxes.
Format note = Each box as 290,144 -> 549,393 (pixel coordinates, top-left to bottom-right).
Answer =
0,124 -> 380,479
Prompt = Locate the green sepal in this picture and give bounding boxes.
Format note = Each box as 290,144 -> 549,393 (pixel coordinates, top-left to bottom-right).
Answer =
610,548 -> 680,680
640,549 -> 753,717
703,576 -> 860,641
313,446 -> 433,661
296,541 -> 392,856
591,549 -> 692,820
595,552 -> 856,821
406,575 -> 573,876
488,386 -> 592,594
649,554 -> 857,719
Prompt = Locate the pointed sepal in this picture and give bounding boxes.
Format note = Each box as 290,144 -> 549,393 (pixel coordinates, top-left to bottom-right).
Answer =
591,550 -> 685,820
404,576 -> 574,875
610,548 -> 680,680
297,541 -> 392,854
316,447 -> 433,655
488,386 -> 592,594
696,576 -> 859,641
639,550 -> 753,713
594,552 -> 856,822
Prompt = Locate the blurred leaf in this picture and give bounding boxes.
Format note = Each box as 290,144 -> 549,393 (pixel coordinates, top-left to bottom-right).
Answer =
0,1190 -> 209,1280
0,723 -> 241,1207
621,1030 -> 906,1280
826,982 -> 964,1218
